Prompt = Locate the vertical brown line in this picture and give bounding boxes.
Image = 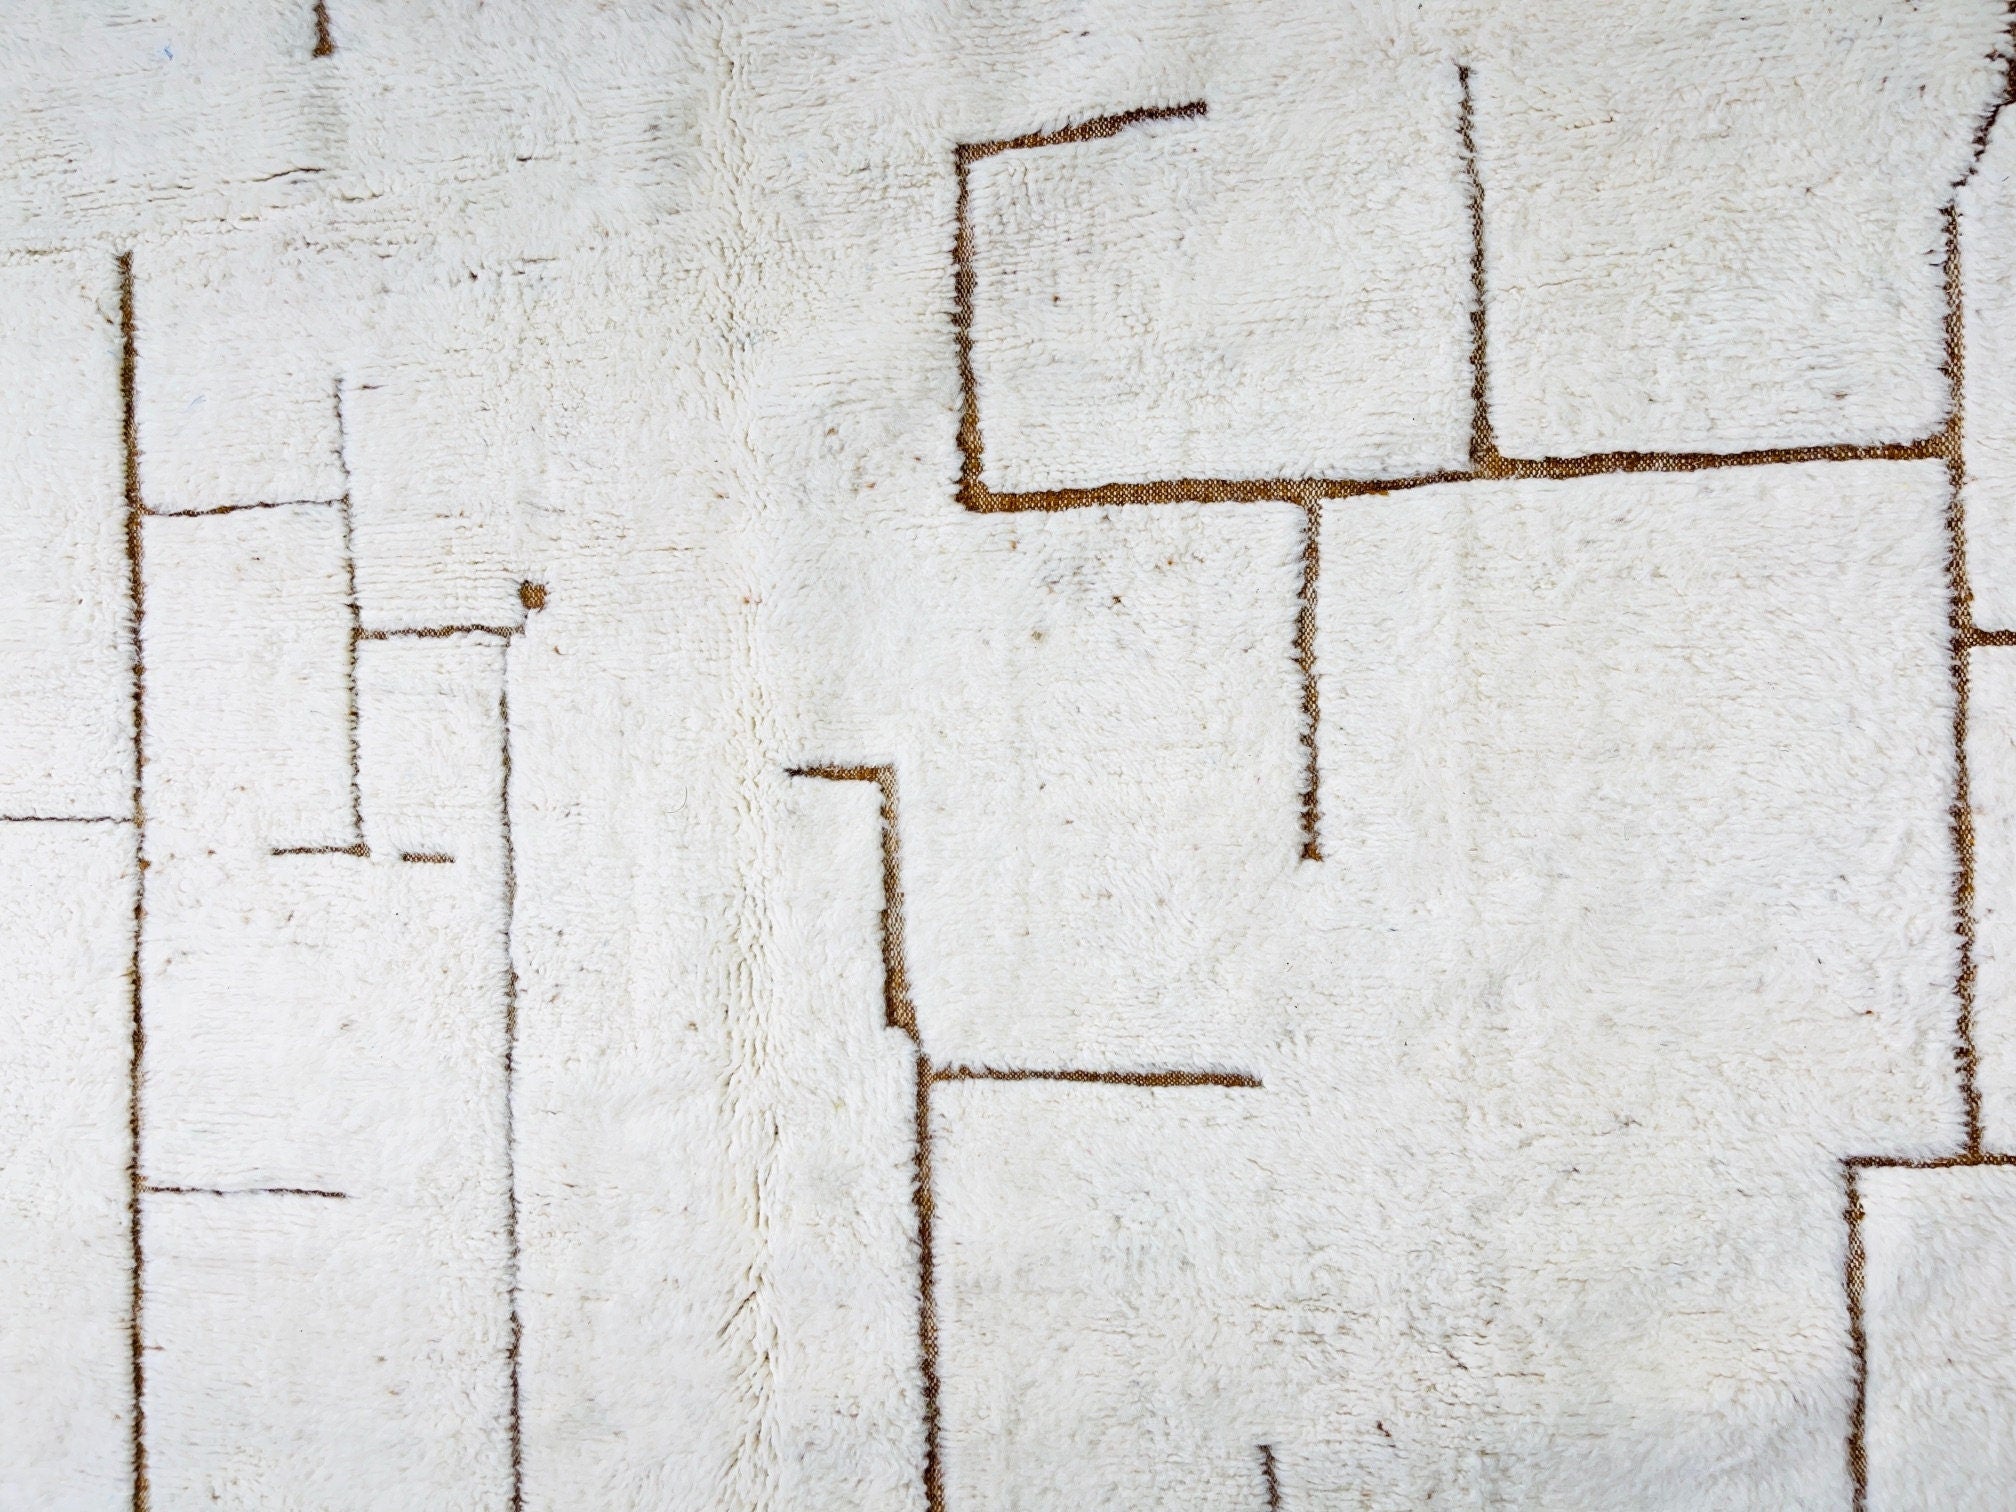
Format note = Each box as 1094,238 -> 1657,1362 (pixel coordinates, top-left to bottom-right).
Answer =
1939,202 -> 1984,1156
1457,65 -> 1508,480
499,656 -> 525,1512
875,771 -> 916,1037
875,771 -> 940,1510
1843,1165 -> 1868,1512
1838,164 -> 1974,1512
335,388 -> 365,851
953,147 -> 985,512
118,250 -> 149,1512
1295,494 -> 1322,861
311,0 -> 334,57
914,1044 -> 943,1512
788,765 -> 939,1506
1259,1443 -> 1282,1510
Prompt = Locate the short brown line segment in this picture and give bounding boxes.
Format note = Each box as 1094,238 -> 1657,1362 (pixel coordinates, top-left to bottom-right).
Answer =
957,101 -> 1207,167
270,843 -> 370,858
1844,1167 -> 1868,1512
1260,1443 -> 1282,1510
400,852 -> 454,864
934,1065 -> 1260,1088
1460,62 -> 1495,477
143,498 -> 345,518
952,130 -> 983,520
311,0 -> 333,56
0,814 -> 130,823
335,403 -> 365,853
359,624 -> 519,640
1294,492 -> 1322,860
119,248 -> 148,1512
144,1186 -> 348,1199
1844,1152 -> 2016,1170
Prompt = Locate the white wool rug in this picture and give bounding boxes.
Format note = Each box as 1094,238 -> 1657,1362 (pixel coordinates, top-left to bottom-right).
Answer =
6,3 -> 2016,1508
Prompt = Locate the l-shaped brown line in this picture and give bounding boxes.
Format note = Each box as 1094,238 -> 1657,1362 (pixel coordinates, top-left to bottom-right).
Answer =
788,764 -> 1262,1512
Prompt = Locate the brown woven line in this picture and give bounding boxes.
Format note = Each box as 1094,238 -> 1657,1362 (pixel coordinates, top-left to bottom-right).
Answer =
115,256 -> 542,1511
950,70 -> 1948,868
952,49 -> 2016,1510
790,764 -> 1262,1510
1836,40 -> 2016,1510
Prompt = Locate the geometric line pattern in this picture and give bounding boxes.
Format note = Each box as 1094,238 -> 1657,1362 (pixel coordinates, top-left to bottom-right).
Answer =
787,764 -> 1261,1512
952,69 -> 1994,868
100,254 -> 540,1512
6,38 -> 2011,1512
949,62 -> 2016,1511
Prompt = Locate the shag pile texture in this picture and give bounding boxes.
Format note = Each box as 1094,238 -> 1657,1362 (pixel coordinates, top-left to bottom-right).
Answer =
6,3 -> 2016,1508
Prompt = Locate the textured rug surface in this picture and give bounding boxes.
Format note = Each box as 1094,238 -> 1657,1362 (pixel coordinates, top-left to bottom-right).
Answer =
7,3 -> 2016,1508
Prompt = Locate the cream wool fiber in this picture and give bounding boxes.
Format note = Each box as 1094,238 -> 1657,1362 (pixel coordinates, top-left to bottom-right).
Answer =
4,2 -> 2016,1509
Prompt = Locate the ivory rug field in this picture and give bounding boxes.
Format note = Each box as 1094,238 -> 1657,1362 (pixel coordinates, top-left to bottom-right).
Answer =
7,2 -> 2016,1508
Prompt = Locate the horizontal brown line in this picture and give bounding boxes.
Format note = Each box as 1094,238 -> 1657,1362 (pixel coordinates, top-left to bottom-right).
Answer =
1844,1153 -> 2016,1169
144,1185 -> 349,1198
788,764 -> 891,783
1968,628 -> 2016,648
933,1065 -> 1260,1088
399,852 -> 454,864
961,442 -> 1944,513
1480,439 -> 1942,477
964,475 -> 1438,509
358,624 -> 516,640
958,101 -> 1207,164
0,814 -> 130,823
270,843 -> 369,857
143,499 -> 345,518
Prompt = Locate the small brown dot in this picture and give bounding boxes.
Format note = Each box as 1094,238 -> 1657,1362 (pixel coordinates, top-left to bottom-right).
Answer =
519,581 -> 547,611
